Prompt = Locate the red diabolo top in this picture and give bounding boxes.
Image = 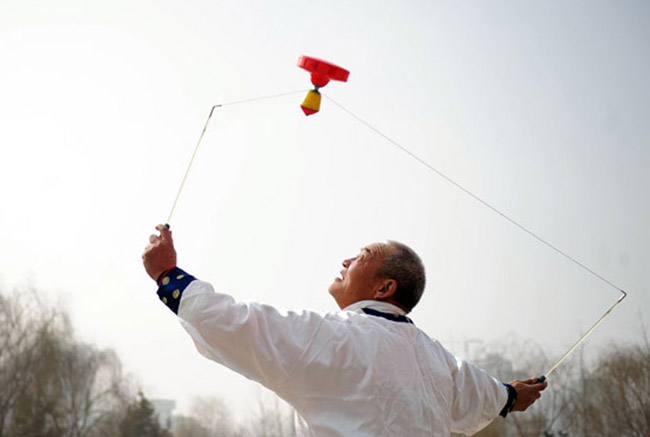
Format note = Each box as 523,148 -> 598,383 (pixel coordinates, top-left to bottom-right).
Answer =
297,55 -> 350,88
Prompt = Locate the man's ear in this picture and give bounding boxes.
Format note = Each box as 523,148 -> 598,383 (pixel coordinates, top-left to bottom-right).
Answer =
373,279 -> 397,300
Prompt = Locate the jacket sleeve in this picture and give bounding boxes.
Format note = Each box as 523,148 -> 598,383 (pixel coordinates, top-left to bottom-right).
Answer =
174,278 -> 334,392
449,357 -> 508,435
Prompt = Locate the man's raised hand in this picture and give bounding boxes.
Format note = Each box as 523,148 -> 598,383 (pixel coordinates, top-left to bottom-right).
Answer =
142,224 -> 177,281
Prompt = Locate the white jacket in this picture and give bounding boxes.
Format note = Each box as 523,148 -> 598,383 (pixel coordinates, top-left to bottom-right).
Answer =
175,279 -> 507,436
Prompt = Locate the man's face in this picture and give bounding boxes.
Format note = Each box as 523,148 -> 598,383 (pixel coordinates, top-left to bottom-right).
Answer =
329,243 -> 394,309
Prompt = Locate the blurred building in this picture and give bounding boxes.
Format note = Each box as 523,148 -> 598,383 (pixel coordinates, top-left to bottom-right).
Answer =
152,398 -> 176,430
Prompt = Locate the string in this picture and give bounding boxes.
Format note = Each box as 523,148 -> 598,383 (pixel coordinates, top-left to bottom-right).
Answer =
324,94 -> 626,296
166,89 -> 307,225
216,89 -> 310,107
169,90 -> 627,295
166,105 -> 216,224
323,93 -> 627,379
166,89 -> 627,377
541,289 -> 626,379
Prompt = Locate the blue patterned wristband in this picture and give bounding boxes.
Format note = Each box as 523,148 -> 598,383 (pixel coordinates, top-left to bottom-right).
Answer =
156,267 -> 196,314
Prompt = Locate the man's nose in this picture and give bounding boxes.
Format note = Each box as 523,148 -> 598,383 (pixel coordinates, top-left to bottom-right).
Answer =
342,258 -> 353,268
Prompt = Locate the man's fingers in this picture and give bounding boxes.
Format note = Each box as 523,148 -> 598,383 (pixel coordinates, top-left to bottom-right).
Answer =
156,224 -> 173,242
531,381 -> 548,391
523,377 -> 548,390
149,224 -> 173,246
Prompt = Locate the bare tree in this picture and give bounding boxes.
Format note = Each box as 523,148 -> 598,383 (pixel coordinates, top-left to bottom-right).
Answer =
461,336 -> 574,436
0,287 -> 134,436
1,291 -> 46,434
186,396 -> 237,437
173,415 -> 212,437
453,333 -> 650,437
119,392 -> 172,437
0,288 -> 64,436
244,388 -> 295,437
174,390 -> 294,437
563,342 -> 650,436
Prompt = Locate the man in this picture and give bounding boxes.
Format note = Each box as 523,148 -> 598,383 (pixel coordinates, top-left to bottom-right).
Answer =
143,224 -> 546,436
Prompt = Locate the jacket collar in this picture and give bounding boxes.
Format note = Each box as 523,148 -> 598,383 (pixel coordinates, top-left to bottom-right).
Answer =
343,300 -> 407,316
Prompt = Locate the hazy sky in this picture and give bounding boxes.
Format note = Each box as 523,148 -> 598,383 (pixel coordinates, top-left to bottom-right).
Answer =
1,0 -> 648,418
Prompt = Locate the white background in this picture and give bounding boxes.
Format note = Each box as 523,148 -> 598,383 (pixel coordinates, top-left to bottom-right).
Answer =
1,0 -> 648,418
